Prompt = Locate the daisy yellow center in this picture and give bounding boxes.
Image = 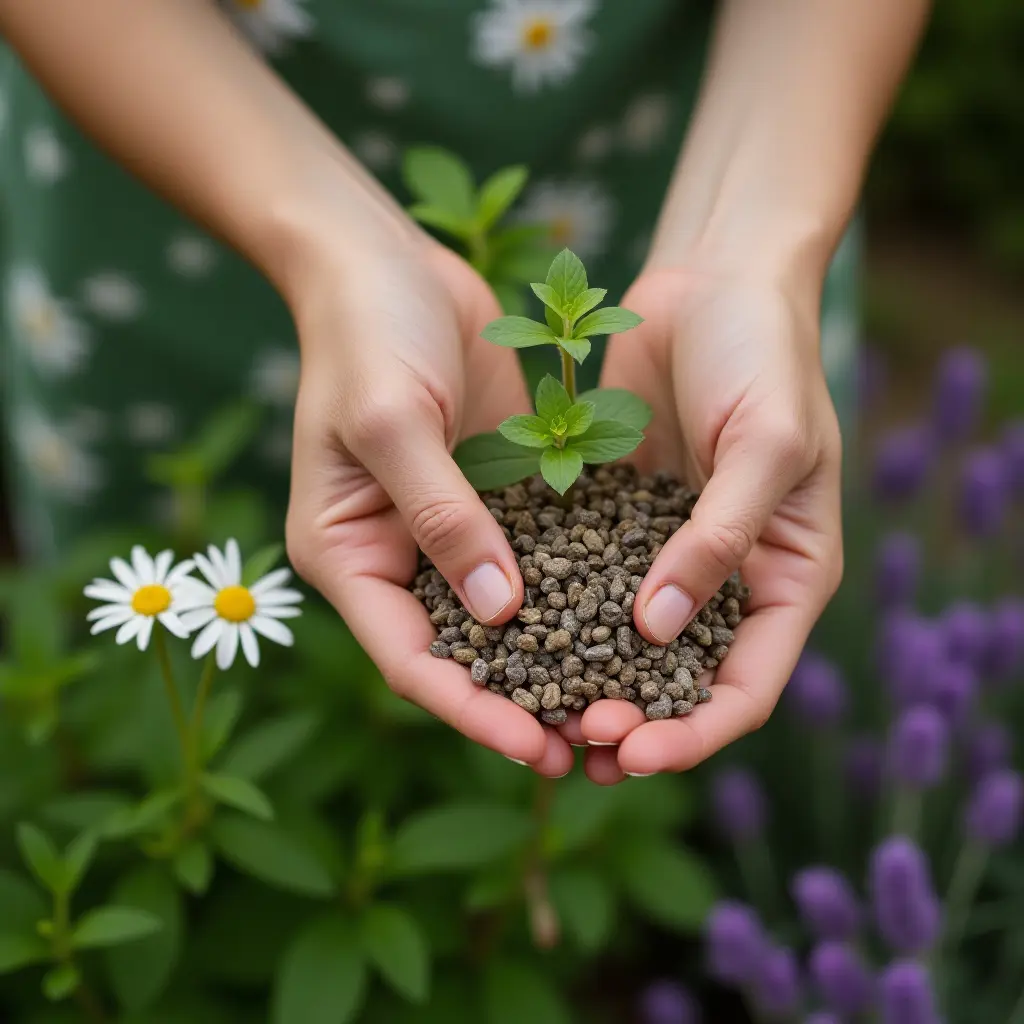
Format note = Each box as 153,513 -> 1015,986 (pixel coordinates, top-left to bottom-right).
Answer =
522,17 -> 555,50
25,301 -> 57,339
215,585 -> 256,623
132,584 -> 172,617
549,215 -> 575,246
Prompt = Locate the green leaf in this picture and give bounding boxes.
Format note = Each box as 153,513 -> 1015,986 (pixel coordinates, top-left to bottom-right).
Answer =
568,287 -> 607,321
618,840 -> 717,932
105,865 -> 182,1011
545,249 -> 588,310
100,790 -> 183,841
534,375 -> 572,421
480,316 -> 558,349
454,432 -> 540,491
390,803 -> 533,875
242,542 -> 284,586
41,792 -> 133,833
496,415 -> 553,449
402,147 -> 476,221
16,824 -> 64,893
477,165 -> 528,230
211,816 -> 335,897
544,304 -> 563,334
558,336 -> 591,364
172,841 -> 213,896
573,306 -> 644,338
483,962 -> 572,1024
219,710 -> 320,782
0,869 -> 48,931
546,772 -> 619,855
0,933 -> 48,974
201,773 -> 275,821
42,963 -> 80,1002
73,907 -> 162,950
530,282 -> 565,317
576,388 -> 652,431
361,904 -> 430,1004
408,203 -> 474,240
200,689 -> 243,761
567,421 -> 644,464
62,831 -> 97,893
540,447 -> 584,496
562,402 -> 595,437
549,868 -> 614,951
272,916 -> 367,1024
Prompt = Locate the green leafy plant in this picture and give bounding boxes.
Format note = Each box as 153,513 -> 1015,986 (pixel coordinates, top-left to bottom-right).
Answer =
454,248 -> 650,496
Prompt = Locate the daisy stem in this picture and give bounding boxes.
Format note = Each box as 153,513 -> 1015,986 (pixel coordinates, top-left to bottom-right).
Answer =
559,345 -> 576,403
186,653 -> 218,779
153,629 -> 189,762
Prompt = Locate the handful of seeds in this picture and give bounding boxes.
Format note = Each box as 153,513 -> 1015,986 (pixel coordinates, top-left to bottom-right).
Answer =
414,464 -> 748,724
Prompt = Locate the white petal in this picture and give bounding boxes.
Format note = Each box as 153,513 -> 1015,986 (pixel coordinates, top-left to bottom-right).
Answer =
239,622 -> 260,668
136,617 -> 155,651
115,617 -> 142,645
259,605 -> 302,620
250,614 -> 294,647
166,559 -> 196,587
90,608 -> 135,634
208,544 -> 231,587
173,580 -> 217,612
225,539 -> 242,585
83,580 -> 132,603
193,552 -> 222,589
254,588 -> 303,607
158,611 -> 190,638
131,545 -> 156,584
180,606 -> 218,631
87,601 -> 128,620
153,549 -> 174,583
216,623 -> 239,670
109,557 -> 140,593
250,567 -> 291,596
191,619 -> 223,660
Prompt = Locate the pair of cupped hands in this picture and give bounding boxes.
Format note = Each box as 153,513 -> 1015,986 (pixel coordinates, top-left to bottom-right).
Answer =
284,227 -> 843,785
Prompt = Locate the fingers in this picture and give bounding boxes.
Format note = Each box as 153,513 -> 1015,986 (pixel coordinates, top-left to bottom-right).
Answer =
584,745 -> 626,786
527,729 -> 575,778
579,698 -> 645,746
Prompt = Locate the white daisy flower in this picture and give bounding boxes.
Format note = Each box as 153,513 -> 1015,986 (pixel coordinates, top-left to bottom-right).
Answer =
222,0 -> 313,56
250,347 -> 299,407
366,76 -> 409,112
84,546 -> 195,651
126,402 -> 178,445
166,232 -> 218,278
80,272 -> 144,322
14,407 -> 101,504
6,266 -> 90,376
621,93 -> 671,152
24,125 -> 70,185
473,0 -> 596,94
516,180 -> 614,260
177,540 -> 302,670
351,130 -> 398,172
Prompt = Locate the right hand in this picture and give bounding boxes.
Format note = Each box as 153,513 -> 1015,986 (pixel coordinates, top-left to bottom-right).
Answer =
284,227 -> 576,778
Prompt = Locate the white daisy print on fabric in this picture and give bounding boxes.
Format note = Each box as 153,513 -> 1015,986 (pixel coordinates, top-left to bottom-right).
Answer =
366,77 -> 410,112
250,347 -> 299,407
84,547 -> 195,651
14,407 -> 101,504
24,125 -> 70,185
166,232 -> 218,278
516,180 -> 614,260
178,540 -> 303,670
6,266 -> 90,377
621,93 -> 671,152
80,272 -> 144,322
222,0 -> 313,56
126,402 -> 178,446
473,0 -> 596,94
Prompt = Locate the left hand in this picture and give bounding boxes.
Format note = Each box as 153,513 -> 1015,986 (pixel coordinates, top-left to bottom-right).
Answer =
575,265 -> 844,783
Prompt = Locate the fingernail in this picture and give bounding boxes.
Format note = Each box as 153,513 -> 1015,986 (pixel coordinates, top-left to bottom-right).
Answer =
626,772 -> 655,777
588,740 -> 617,747
505,756 -> 529,766
570,742 -> 588,748
463,562 -> 514,622
642,584 -> 695,643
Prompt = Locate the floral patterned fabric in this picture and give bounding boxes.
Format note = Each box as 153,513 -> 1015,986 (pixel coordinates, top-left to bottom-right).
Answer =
0,0 -> 859,560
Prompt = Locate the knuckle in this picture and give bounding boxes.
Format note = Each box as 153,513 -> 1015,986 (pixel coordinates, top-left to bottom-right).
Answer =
410,496 -> 470,560
702,520 -> 756,574
824,546 -> 845,599
760,412 -> 812,471
346,387 -> 437,453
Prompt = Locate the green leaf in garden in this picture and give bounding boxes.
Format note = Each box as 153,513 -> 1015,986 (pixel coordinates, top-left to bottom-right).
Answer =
16,823 -> 64,893
568,420 -> 644,463
618,840 -> 717,932
0,932 -> 48,974
41,792 -> 133,833
464,867 -> 519,911
105,865 -> 182,1012
477,165 -> 528,229
100,789 -> 183,841
202,773 -> 275,821
211,816 -> 335,897
530,282 -> 565,318
0,869 -> 48,931
496,415 -> 553,449
545,248 -> 588,311
172,841 -> 213,896
534,374 -> 572,422
568,287 -> 607,321
576,388 -> 652,430
219,710 -> 320,782
62,831 -> 97,893
390,803 -> 533,874
491,281 -> 526,317
483,962 -> 572,1024
242,542 -> 284,586
545,772 -> 619,855
194,403 -> 261,480
42,963 -> 80,1002
558,336 -> 591,364
72,906 -> 162,950
561,401 -> 595,437
200,689 -> 243,761
361,904 -> 430,1004
403,147 -> 476,221
480,316 -> 558,349
272,916 -> 366,1024
544,304 -> 563,335
540,447 -> 583,496
549,868 -> 614,951
408,204 -> 474,240
573,306 -> 644,339
454,432 -> 540,491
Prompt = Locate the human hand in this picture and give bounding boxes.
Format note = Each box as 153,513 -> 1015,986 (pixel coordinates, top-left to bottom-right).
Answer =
578,266 -> 844,782
284,230 -> 576,778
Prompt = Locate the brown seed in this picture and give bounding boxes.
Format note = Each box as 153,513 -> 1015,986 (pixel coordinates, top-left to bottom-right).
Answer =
544,629 -> 573,652
673,700 -> 695,716
697,687 -> 713,703
639,681 -> 661,702
453,648 -> 478,665
470,658 -> 490,684
582,528 -> 605,553
541,682 -> 562,710
576,589 -> 600,622
516,634 -> 540,653
512,687 -> 540,713
429,641 -> 451,659
645,694 -> 673,720
528,666 -> 551,687
561,654 -> 584,677
584,644 -> 615,662
591,625 -> 612,644
541,708 -> 568,725
711,626 -> 735,646
546,557 -> 573,580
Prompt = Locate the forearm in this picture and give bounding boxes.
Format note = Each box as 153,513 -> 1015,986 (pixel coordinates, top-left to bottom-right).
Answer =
648,0 -> 930,286
0,0 -> 413,301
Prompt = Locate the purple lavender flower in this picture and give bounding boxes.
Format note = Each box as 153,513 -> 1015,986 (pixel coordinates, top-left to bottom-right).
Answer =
880,611 -> 943,707
809,942 -> 874,1017
879,962 -> 940,1024
639,980 -> 701,1024
965,721 -> 1012,783
875,532 -> 921,609
887,705 -> 949,789
942,601 -> 990,669
704,902 -> 766,986
804,1016 -> 841,1024
873,424 -> 934,503
931,346 -> 987,444
1003,419 -> 1024,497
929,661 -> 978,729
986,598 -> 1024,682
965,770 -> 1024,848
959,447 -> 1008,538
787,652 -> 847,728
844,735 -> 884,801
791,867 -> 862,941
869,837 -> 942,954
712,768 -> 767,843
752,946 -> 801,1018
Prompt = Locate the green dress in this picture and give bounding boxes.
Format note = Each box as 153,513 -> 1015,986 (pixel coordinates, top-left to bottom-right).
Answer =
0,0 -> 859,561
